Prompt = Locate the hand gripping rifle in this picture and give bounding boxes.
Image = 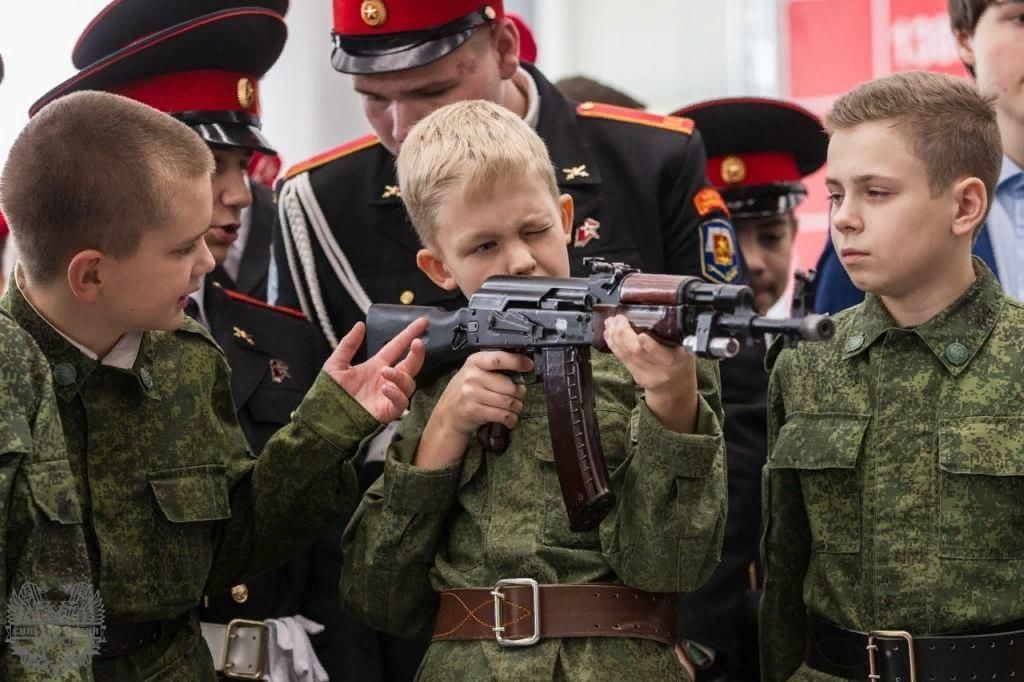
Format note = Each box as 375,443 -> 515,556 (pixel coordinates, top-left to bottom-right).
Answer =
367,258 -> 834,532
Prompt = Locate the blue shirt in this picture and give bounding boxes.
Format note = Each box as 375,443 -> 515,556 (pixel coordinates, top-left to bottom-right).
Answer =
985,155 -> 1024,300
812,155 -> 1014,314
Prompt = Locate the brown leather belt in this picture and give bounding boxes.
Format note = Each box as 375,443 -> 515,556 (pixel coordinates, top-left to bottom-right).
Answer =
432,580 -> 676,647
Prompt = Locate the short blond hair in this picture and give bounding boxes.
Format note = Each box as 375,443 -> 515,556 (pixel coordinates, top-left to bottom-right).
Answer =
396,99 -> 559,247
1,91 -> 214,282
825,71 -> 1001,232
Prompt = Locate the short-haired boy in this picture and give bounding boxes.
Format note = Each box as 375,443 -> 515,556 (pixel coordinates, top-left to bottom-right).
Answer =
0,90 -> 425,680
760,71 -> 1012,681
341,100 -> 727,680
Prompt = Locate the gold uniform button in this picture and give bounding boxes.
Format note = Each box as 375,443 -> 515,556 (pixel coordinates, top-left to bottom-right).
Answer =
400,290 -> 415,305
231,584 -> 249,603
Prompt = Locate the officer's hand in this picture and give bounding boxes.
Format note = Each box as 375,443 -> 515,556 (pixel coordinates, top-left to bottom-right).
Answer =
324,318 -> 427,423
413,351 -> 532,470
602,315 -> 698,434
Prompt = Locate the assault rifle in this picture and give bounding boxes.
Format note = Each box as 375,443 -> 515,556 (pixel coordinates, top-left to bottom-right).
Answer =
367,258 -> 834,532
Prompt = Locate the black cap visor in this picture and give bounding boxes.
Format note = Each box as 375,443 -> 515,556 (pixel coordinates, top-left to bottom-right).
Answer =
176,111 -> 275,155
331,9 -> 493,74
724,182 -> 808,219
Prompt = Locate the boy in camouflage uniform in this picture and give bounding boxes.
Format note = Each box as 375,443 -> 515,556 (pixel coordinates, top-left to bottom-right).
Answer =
0,91 -> 426,680
761,71 -> 1016,681
341,100 -> 727,681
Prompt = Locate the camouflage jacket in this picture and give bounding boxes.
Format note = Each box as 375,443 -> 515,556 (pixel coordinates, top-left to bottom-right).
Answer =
341,352 -> 726,681
760,260 -> 1024,681
0,311 -> 93,681
2,284 -> 378,681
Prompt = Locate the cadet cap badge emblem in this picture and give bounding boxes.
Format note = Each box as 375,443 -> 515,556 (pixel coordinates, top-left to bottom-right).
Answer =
236,78 -> 256,110
699,218 -> 740,283
721,155 -> 747,185
573,217 -> 601,248
361,0 -> 387,26
269,359 -> 292,384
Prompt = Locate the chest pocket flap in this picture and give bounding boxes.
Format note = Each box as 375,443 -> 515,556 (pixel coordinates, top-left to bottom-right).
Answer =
769,412 -> 869,554
148,464 -> 231,523
937,416 -> 1024,560
938,416 -> 1024,476
769,412 -> 869,471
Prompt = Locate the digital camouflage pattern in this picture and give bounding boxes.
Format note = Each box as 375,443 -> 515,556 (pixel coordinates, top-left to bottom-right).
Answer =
760,260 -> 1024,681
0,311 -> 93,681
341,352 -> 727,681
1,283 -> 379,681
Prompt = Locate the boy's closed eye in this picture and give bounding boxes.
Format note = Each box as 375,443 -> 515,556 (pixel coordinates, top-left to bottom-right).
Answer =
174,240 -> 200,256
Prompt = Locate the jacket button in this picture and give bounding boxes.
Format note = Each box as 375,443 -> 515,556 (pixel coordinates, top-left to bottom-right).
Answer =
231,584 -> 249,603
139,367 -> 154,389
945,342 -> 969,366
844,334 -> 864,352
400,290 -> 415,305
53,363 -> 77,386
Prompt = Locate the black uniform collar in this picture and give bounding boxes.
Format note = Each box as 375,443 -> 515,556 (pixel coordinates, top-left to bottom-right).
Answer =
527,62 -> 602,189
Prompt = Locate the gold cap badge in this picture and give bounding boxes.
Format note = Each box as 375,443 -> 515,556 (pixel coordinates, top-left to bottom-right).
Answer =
720,156 -> 747,185
361,0 -> 387,26
236,77 -> 256,110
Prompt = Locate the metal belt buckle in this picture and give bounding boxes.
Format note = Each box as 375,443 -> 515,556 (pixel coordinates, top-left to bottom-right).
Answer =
222,618 -> 269,680
491,578 -> 540,647
866,630 -> 916,682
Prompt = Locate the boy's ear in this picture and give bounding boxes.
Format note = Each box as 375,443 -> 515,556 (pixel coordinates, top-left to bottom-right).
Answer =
416,247 -> 458,291
559,193 -> 575,244
66,250 -> 105,304
950,176 -> 987,239
493,19 -> 521,80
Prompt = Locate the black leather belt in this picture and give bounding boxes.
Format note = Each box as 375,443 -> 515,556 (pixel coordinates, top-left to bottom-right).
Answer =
96,613 -> 189,658
805,613 -> 1024,681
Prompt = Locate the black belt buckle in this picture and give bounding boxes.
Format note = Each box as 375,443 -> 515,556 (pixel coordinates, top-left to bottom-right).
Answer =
867,630 -> 916,682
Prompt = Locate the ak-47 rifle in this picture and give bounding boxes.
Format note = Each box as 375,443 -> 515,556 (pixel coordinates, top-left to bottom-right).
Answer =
367,258 -> 834,532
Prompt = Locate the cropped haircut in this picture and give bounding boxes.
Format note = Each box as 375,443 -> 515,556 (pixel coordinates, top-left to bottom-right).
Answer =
396,99 -> 559,248
825,71 -> 1001,232
1,90 -> 214,282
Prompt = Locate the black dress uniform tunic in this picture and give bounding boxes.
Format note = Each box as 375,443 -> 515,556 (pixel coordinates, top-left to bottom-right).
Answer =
273,62 -> 739,346
194,279 -> 360,680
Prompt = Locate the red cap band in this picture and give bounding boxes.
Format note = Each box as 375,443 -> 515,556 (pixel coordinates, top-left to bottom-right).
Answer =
708,151 -> 801,188
333,0 -> 503,36
109,70 -> 261,116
